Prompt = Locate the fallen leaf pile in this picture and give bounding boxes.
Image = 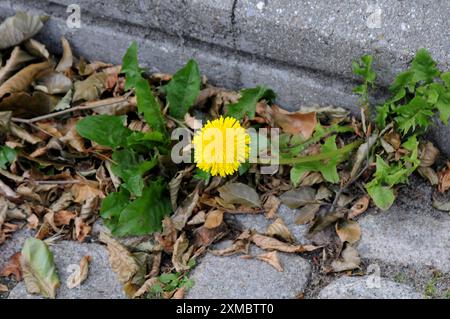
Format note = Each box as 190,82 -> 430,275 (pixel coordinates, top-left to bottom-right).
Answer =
0,11 -> 449,299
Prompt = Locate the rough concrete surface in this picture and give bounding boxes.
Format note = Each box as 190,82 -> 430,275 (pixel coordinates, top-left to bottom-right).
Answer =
0,0 -> 449,154
186,242 -> 311,299
357,176 -> 450,273
318,276 -> 423,299
8,241 -> 125,299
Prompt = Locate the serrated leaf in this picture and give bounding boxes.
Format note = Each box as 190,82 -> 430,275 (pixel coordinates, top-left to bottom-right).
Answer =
76,115 -> 132,149
121,41 -> 141,90
165,59 -> 201,119
290,135 -> 341,185
111,149 -> 158,196
395,96 -> 434,134
135,77 -> 166,133
226,86 -> 275,120
109,180 -> 172,237
20,238 -> 60,299
410,48 -> 440,84
0,145 -> 16,169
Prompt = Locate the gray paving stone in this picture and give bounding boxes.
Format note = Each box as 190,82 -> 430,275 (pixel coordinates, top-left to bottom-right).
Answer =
318,276 -> 423,299
357,177 -> 450,273
8,241 -> 125,299
186,243 -> 311,299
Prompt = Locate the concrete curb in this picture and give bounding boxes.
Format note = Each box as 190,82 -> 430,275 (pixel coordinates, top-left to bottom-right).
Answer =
0,0 -> 449,154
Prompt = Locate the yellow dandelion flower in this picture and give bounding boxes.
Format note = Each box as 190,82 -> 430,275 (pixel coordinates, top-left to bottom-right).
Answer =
192,116 -> 250,177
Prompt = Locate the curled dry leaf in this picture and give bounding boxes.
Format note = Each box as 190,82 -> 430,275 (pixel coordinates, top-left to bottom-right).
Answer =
34,72 -> 72,95
263,195 -> 281,219
27,213 -> 39,229
0,60 -> 52,99
187,210 -> 206,226
172,286 -> 186,299
295,204 -> 321,225
0,12 -> 46,50
73,71 -> 109,102
270,105 -> 317,139
210,240 -> 248,257
280,187 -> 316,209
250,233 -> 318,253
49,191 -> 73,212
75,217 -> 92,242
171,232 -> 193,272
307,208 -> 346,237
204,210 -> 224,229
99,232 -> 139,284
0,46 -> 35,85
133,277 -> 159,299
266,218 -> 295,243
0,284 -> 7,292
53,210 -> 76,226
418,166 -> 439,186
335,219 -> 361,244
168,166 -> 194,210
0,252 -> 22,281
71,182 -> 104,203
256,251 -> 283,272
419,142 -> 439,167
438,163 -> 450,193
171,188 -> 199,231
67,255 -> 91,289
218,183 -> 261,208
23,38 -> 49,59
55,36 -> 73,73
432,192 -> 450,212
349,195 -> 369,219
330,245 -> 361,273
20,238 -> 60,299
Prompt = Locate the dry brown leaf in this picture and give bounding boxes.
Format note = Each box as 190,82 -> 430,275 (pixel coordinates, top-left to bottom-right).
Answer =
270,105 -> 317,139
256,251 -> 283,272
71,182 -> 104,203
172,233 -> 193,272
187,210 -> 206,226
330,245 -> 361,272
0,46 -> 35,85
349,196 -> 369,219
263,195 -> 280,219
335,220 -> 361,244
438,163 -> 450,193
204,210 -> 224,229
49,191 -> 73,212
55,36 -> 73,73
54,210 -> 76,226
218,183 -> 261,208
418,166 -> 439,186
172,286 -> 186,299
26,213 -> 39,229
0,252 -> 22,281
295,204 -> 321,225
419,141 -> 439,167
133,277 -> 159,298
0,60 -> 52,99
74,217 -> 92,242
0,284 -> 7,292
67,256 -> 91,289
193,224 -> 228,247
307,208 -> 346,237
60,120 -> 86,153
280,187 -> 316,209
266,218 -> 295,243
99,232 -> 139,284
250,233 -> 318,253
171,188 -> 199,231
210,240 -> 248,257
